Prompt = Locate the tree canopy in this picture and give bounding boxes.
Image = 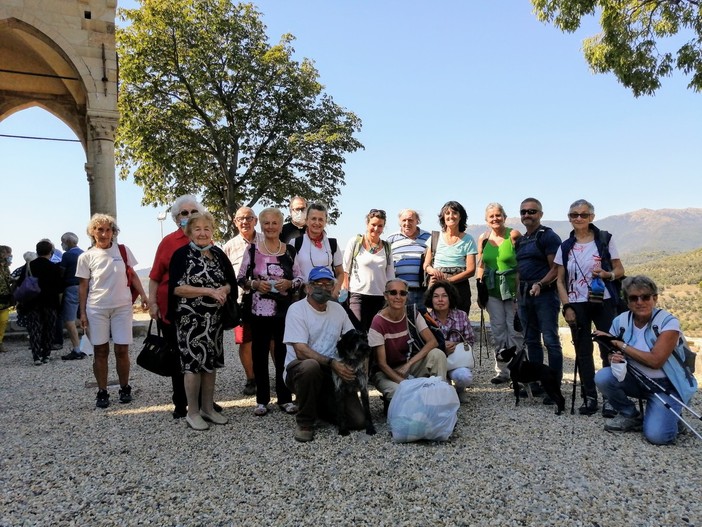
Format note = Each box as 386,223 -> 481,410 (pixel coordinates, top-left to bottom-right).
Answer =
116,0 -> 363,237
531,0 -> 702,96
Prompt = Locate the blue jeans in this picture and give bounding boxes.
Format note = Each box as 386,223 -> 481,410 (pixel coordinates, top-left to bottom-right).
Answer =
595,367 -> 681,445
518,289 -> 563,379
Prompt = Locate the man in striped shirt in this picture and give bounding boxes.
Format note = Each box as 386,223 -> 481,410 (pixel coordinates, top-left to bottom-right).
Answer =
387,209 -> 431,306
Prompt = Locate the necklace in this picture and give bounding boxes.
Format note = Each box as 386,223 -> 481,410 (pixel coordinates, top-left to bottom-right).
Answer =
365,235 -> 382,254
262,238 -> 282,255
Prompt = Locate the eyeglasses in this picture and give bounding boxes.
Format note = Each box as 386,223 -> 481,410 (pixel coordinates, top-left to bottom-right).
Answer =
369,208 -> 387,218
235,216 -> 255,223
568,212 -> 592,219
311,281 -> 334,290
628,294 -> 653,303
179,209 -> 199,217
385,289 -> 408,297
520,209 -> 540,216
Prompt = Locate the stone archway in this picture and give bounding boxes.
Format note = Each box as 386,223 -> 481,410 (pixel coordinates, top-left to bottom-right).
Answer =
0,1 -> 118,217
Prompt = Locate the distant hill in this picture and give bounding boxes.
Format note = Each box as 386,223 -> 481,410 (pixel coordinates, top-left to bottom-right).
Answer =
466,208 -> 702,259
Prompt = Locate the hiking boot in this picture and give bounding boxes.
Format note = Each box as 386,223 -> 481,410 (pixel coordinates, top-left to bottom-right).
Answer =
62,350 -> 85,361
604,413 -> 643,433
602,399 -> 618,418
490,374 -> 509,385
294,425 -> 314,442
578,397 -> 598,415
242,378 -> 256,396
118,385 -> 133,404
96,389 -> 110,408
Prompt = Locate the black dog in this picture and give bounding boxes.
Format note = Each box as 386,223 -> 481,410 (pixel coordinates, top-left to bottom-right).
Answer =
496,345 -> 565,415
333,329 -> 376,436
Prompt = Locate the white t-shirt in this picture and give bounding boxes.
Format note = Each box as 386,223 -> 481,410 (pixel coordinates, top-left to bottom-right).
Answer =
75,244 -> 138,309
283,299 -> 355,380
613,316 -> 681,379
554,238 -> 620,303
342,237 -> 395,296
295,234 -> 343,283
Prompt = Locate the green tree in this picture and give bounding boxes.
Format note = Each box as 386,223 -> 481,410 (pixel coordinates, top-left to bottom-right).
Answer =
117,0 -> 363,236
531,0 -> 702,96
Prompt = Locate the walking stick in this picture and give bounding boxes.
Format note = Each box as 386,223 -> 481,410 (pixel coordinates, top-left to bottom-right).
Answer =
479,309 -> 488,366
569,322 -> 579,415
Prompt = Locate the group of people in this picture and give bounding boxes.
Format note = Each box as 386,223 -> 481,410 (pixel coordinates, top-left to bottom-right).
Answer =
0,195 -> 694,446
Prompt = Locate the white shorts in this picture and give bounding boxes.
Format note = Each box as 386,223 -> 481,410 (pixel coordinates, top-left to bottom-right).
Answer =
86,304 -> 134,346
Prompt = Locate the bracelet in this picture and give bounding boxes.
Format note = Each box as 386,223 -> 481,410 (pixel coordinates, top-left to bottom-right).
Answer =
609,271 -> 616,281
621,343 -> 628,353
326,357 -> 334,367
535,281 -> 543,288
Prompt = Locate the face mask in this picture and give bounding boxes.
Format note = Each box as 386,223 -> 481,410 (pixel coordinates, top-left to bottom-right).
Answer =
180,218 -> 189,229
310,287 -> 332,304
5,256 -> 12,265
291,210 -> 306,224
189,241 -> 213,252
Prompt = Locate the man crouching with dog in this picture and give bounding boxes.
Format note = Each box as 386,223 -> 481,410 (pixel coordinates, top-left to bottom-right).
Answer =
284,266 -> 370,442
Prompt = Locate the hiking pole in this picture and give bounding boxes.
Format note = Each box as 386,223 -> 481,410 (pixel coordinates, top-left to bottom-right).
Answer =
568,322 -> 579,415
626,364 -> 702,421
480,309 -> 489,366
626,364 -> 702,441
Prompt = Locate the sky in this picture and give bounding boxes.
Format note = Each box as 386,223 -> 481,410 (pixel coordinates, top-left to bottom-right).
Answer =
1,1 -> 701,270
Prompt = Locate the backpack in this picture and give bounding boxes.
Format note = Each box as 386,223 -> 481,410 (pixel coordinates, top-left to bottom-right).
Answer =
406,303 -> 446,355
560,226 -> 626,312
514,225 -> 553,258
347,234 -> 391,278
421,230 -> 440,287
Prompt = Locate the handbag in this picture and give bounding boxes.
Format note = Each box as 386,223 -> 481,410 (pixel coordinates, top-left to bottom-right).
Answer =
117,244 -> 140,303
220,293 -> 240,330
137,320 -> 178,376
447,342 -> 474,370
13,264 -> 41,303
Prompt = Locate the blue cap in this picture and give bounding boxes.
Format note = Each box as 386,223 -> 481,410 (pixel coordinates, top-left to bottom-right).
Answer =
308,266 -> 335,282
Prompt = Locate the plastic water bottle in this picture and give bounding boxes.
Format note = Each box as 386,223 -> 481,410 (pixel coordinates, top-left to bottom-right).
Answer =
337,288 -> 348,303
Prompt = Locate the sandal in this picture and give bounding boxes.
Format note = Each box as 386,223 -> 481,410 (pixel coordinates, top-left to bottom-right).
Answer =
278,402 -> 298,414
253,404 -> 268,416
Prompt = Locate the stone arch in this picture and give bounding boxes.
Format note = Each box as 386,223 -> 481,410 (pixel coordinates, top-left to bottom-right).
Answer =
0,1 -> 118,217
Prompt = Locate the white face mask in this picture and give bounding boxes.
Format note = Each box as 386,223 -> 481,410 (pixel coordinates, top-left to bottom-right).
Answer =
291,210 -> 306,224
611,360 -> 627,382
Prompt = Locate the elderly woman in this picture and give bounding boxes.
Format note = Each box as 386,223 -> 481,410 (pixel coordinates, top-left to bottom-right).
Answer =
76,214 -> 148,408
16,240 -> 64,365
369,278 -> 448,404
556,199 -> 625,416
342,209 -> 395,331
293,203 -> 343,300
476,202 -> 523,384
424,280 -> 475,402
594,276 -> 697,445
0,245 -> 13,353
238,207 -> 303,416
423,201 -> 478,313
169,211 -> 235,431
148,195 -> 220,419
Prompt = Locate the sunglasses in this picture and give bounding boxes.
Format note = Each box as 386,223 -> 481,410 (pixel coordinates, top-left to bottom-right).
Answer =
628,294 -> 653,303
568,212 -> 592,219
369,208 -> 387,218
520,209 -> 540,216
385,289 -> 408,297
180,209 -> 199,217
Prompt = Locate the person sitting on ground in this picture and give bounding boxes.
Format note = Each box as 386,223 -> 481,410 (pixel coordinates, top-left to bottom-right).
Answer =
369,278 -> 447,406
280,195 -> 308,244
169,211 -> 235,431
283,266 -> 361,442
387,209 -> 431,307
16,240 -> 64,365
59,232 -> 85,361
594,275 -> 697,445
76,214 -> 148,408
424,280 -> 475,403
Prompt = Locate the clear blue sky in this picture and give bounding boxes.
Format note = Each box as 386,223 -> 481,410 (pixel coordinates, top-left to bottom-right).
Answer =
1,1 -> 700,269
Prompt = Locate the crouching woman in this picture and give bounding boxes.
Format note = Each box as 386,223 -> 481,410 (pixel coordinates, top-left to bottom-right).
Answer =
369,279 -> 448,405
594,275 -> 698,445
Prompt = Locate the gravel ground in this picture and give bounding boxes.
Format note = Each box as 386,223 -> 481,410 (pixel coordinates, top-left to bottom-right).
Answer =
1,329 -> 700,527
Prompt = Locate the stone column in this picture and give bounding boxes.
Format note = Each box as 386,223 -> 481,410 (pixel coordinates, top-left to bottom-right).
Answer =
86,112 -> 118,218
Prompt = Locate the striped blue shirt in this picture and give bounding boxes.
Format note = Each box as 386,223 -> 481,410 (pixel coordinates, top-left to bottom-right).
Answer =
387,229 -> 431,288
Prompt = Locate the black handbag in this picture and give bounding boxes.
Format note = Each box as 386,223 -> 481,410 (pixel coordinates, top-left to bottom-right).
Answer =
221,293 -> 240,330
137,320 -> 179,377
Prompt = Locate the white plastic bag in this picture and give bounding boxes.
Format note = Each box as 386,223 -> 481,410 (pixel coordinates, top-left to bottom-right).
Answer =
387,376 -> 459,442
80,334 -> 94,356
447,343 -> 474,370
